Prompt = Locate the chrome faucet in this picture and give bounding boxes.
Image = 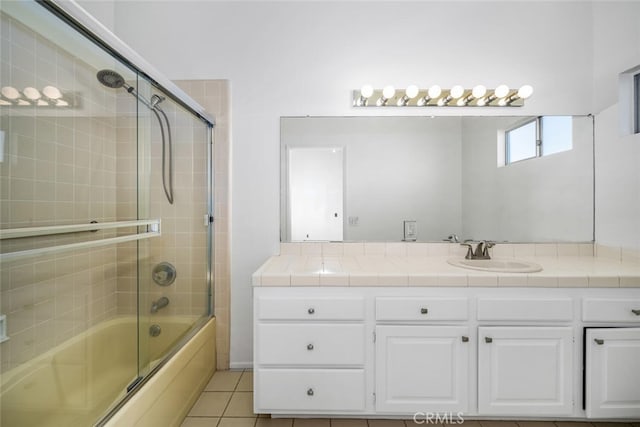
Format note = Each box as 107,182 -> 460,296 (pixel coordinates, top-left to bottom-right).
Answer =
461,240 -> 495,260
151,296 -> 169,313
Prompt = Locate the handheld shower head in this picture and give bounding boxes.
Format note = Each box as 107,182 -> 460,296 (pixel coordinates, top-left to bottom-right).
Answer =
96,69 -> 125,89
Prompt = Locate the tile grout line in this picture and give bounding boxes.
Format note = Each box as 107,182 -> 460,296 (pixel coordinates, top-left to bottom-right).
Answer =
216,370 -> 245,426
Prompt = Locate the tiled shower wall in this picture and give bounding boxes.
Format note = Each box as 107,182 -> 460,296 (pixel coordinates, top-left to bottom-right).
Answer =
0,13 -> 122,372
114,96 -> 211,319
176,80 -> 231,369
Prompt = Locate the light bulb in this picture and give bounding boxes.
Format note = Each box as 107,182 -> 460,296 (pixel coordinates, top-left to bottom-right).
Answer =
360,85 -> 373,98
477,98 -> 486,107
17,99 -> 30,106
450,85 -> 464,99
472,85 -> 487,99
1,86 -> 20,100
457,98 -> 467,106
517,85 -> 533,99
498,98 -> 507,106
437,98 -> 446,107
382,85 -> 395,99
37,99 -> 48,106
405,85 -> 419,99
494,84 -> 509,98
0,99 -> 11,106
56,99 -> 69,107
43,85 -> 62,99
428,85 -> 442,98
23,87 -> 41,100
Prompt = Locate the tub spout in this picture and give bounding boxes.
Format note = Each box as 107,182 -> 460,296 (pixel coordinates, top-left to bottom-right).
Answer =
151,296 -> 169,313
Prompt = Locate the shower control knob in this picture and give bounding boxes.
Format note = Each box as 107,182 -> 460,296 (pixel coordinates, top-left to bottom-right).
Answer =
307,388 -> 314,396
308,308 -> 315,315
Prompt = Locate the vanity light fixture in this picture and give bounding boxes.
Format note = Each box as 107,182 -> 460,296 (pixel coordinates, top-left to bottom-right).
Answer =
0,85 -> 75,108
353,84 -> 533,107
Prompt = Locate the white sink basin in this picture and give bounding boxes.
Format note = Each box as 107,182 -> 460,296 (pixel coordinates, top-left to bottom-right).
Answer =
447,258 -> 543,273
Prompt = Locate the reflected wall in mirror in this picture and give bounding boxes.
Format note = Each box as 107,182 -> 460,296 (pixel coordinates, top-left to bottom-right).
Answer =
280,116 -> 594,243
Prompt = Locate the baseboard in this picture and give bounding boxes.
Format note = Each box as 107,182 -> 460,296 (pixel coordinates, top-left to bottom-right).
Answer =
229,361 -> 253,370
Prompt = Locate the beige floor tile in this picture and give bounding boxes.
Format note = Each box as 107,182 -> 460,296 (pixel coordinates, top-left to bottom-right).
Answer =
218,417 -> 258,427
188,392 -> 232,417
256,418 -> 294,427
181,418 -> 220,427
331,420 -> 368,427
206,370 -> 243,391
237,370 -> 254,391
367,420 -> 406,427
293,419 -> 331,427
224,391 -> 255,417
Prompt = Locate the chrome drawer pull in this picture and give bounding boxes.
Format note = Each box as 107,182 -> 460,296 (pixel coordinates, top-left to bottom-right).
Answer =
632,309 -> 640,316
308,308 -> 315,315
461,336 -> 469,343
307,343 -> 314,350
420,308 -> 428,314
307,388 -> 314,396
485,337 -> 493,343
594,338 -> 604,345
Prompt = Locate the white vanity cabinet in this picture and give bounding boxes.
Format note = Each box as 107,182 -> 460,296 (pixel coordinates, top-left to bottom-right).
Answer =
375,325 -> 470,413
583,298 -> 640,418
477,326 -> 574,416
585,327 -> 640,418
254,295 -> 370,414
254,287 -> 640,419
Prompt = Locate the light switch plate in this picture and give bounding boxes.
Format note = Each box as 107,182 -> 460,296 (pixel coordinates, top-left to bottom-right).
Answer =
403,220 -> 417,241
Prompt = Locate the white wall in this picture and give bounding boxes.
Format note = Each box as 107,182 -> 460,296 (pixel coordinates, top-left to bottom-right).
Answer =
96,1 -> 612,365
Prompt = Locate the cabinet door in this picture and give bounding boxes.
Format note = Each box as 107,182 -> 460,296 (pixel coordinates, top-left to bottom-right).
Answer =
375,325 -> 469,413
586,327 -> 640,418
478,326 -> 573,416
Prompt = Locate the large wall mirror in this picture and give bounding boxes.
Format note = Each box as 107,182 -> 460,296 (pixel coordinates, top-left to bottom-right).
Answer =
280,115 -> 594,243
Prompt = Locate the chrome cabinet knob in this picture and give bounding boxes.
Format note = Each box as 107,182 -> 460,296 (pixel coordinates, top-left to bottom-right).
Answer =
485,337 -> 493,343
307,388 -> 314,396
420,307 -> 428,314
307,343 -> 314,350
308,308 -> 315,315
632,309 -> 640,316
461,336 -> 469,343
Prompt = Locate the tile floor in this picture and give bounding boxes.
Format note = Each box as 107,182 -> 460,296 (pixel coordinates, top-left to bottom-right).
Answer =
181,370 -> 640,427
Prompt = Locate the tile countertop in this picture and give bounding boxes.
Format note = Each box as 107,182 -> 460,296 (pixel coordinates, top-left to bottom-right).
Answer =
252,243 -> 640,288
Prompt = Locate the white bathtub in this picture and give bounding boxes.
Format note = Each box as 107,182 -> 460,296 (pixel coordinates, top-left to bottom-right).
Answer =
1,315 -> 209,427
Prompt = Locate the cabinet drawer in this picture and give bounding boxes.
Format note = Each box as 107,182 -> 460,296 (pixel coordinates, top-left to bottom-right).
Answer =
376,297 -> 468,321
256,324 -> 365,366
477,298 -> 573,321
583,299 -> 640,322
255,369 -> 366,412
257,297 -> 365,321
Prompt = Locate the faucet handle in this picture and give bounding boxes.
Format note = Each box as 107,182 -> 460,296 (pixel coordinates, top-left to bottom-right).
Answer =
460,242 -> 474,259
482,241 -> 495,258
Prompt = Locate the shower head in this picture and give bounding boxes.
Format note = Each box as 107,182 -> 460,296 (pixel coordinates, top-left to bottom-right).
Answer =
96,69 -> 126,89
